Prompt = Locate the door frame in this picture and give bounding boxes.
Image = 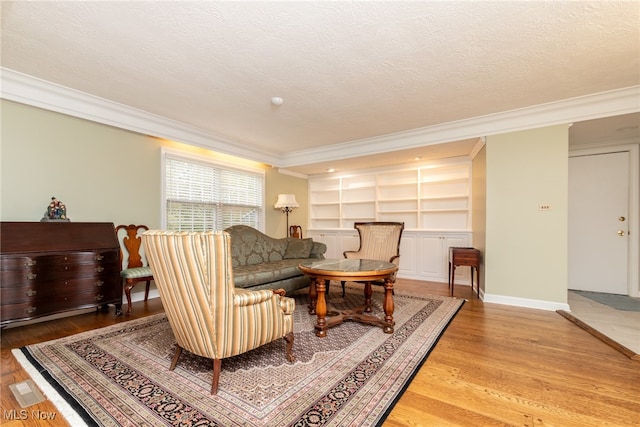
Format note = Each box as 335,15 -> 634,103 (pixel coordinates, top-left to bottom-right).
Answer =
569,143 -> 639,297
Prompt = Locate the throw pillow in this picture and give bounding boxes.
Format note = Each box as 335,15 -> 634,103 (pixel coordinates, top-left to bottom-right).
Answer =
284,238 -> 313,259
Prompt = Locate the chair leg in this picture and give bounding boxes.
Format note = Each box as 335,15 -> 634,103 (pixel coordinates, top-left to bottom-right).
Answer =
124,280 -> 134,316
341,280 -> 346,297
284,332 -> 295,363
169,345 -> 183,370
211,359 -> 221,394
144,280 -> 151,301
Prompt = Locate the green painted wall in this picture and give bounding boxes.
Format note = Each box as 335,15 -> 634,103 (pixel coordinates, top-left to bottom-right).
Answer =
472,144 -> 487,294
485,125 -> 569,305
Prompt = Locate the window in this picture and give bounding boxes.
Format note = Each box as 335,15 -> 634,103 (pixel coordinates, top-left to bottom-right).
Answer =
162,149 -> 265,231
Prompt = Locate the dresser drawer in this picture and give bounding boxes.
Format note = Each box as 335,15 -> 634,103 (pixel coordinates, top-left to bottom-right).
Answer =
1,251 -> 118,270
1,276 -> 119,304
1,256 -> 38,270
1,290 -> 114,323
0,260 -> 119,286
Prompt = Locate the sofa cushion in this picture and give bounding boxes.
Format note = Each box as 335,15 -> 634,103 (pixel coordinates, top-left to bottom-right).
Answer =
224,225 -> 287,267
284,238 -> 314,259
232,259 -> 306,288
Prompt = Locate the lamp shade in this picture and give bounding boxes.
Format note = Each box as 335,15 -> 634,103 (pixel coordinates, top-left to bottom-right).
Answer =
274,194 -> 299,209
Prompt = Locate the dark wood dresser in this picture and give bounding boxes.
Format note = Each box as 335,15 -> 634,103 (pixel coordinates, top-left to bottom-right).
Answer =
1,222 -> 122,327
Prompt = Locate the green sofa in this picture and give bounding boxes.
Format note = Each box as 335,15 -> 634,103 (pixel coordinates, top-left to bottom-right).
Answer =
224,225 -> 327,294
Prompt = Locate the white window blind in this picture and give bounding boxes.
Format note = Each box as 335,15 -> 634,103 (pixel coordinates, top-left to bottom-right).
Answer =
164,154 -> 264,232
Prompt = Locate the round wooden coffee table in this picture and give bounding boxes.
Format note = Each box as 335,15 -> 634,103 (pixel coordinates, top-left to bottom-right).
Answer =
299,259 -> 398,337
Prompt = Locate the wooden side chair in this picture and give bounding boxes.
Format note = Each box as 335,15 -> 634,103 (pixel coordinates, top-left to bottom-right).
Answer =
142,230 -> 295,394
289,225 -> 303,239
115,224 -> 154,316
341,222 -> 404,297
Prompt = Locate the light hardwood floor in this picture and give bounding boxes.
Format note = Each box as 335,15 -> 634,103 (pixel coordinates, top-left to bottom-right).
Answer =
1,279 -> 638,427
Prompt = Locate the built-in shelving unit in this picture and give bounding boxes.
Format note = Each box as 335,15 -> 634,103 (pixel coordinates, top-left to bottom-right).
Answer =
309,161 -> 471,231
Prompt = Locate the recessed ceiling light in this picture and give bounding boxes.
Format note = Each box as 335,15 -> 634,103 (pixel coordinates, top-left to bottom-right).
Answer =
271,97 -> 284,106
326,168 -> 335,173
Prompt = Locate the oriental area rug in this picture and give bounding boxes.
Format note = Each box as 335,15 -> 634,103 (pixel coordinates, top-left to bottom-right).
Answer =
13,286 -> 464,427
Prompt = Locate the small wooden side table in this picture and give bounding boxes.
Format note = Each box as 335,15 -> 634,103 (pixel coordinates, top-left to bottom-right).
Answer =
448,247 -> 481,298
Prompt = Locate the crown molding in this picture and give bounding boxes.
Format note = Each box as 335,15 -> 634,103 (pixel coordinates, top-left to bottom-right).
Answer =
278,85 -> 640,167
2,67 -> 638,169
0,68 -> 280,166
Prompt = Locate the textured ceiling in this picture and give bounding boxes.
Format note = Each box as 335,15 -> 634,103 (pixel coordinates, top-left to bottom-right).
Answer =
1,1 -> 639,174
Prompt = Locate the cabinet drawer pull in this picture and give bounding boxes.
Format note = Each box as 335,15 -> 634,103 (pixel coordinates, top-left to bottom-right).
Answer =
26,290 -> 37,297
95,266 -> 104,273
25,260 -> 37,267
95,254 -> 104,261
95,280 -> 104,287
27,273 -> 37,280
25,307 -> 37,314
95,294 -> 104,302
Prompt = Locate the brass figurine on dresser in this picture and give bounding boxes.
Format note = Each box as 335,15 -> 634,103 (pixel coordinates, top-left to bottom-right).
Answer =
0,222 -> 123,326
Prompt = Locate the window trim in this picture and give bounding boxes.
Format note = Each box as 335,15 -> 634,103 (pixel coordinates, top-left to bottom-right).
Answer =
160,147 -> 266,231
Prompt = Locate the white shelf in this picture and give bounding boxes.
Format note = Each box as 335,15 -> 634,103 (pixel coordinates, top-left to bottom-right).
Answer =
341,199 -> 375,204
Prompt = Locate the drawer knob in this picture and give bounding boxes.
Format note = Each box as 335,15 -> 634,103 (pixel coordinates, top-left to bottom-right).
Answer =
95,280 -> 104,287
25,307 -> 37,314
26,290 -> 37,297
95,254 -> 104,261
25,260 -> 37,267
96,267 -> 104,273
95,294 -> 104,302
27,273 -> 37,280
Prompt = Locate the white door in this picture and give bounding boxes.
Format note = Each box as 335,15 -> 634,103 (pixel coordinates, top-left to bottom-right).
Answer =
568,151 -> 629,294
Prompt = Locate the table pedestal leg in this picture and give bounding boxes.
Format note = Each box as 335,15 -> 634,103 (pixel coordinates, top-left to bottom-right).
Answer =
364,282 -> 373,312
314,278 -> 328,337
308,279 -> 317,315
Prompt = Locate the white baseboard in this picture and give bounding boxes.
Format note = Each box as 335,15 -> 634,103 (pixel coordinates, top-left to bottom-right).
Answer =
482,293 -> 570,311
128,289 -> 160,303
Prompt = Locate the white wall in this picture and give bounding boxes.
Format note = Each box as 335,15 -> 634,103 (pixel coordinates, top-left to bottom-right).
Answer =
484,125 -> 570,309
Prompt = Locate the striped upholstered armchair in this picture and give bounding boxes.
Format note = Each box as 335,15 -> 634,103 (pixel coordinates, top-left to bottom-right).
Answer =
341,222 -> 404,297
142,230 -> 295,394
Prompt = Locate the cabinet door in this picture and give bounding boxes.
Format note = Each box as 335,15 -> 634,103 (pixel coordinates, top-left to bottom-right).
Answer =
398,233 -> 417,276
307,231 -> 341,259
444,234 -> 472,283
341,232 -> 360,255
418,235 -> 446,279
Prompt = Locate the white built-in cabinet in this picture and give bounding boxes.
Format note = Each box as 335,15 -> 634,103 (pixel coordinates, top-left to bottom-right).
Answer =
307,160 -> 473,284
